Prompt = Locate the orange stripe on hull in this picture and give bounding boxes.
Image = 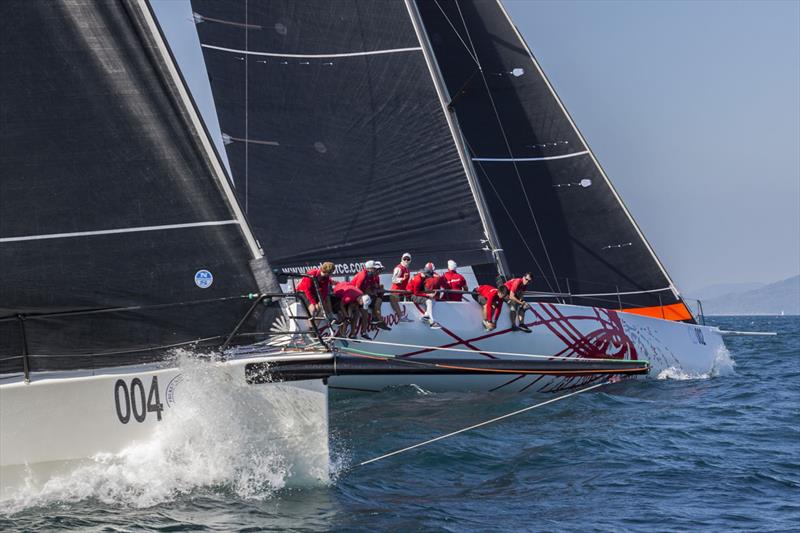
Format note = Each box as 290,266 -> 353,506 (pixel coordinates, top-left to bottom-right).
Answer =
621,302 -> 693,321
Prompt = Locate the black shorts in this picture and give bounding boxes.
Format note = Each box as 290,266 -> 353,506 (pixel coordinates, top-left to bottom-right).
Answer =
471,289 -> 485,305
329,294 -> 343,315
411,295 -> 431,306
297,292 -> 322,311
508,300 -> 531,311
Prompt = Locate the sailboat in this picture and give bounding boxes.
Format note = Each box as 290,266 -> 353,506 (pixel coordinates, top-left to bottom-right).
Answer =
189,0 -> 730,393
0,0 -> 331,494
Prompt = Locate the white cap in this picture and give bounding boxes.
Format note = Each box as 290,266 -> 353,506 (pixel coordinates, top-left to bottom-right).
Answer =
447,260 -> 457,271
364,260 -> 375,269
401,252 -> 411,260
373,260 -> 384,270
362,294 -> 372,308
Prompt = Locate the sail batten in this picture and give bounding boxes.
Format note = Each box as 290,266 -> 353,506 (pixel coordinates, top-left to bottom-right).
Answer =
200,43 -> 423,59
0,221 -> 240,244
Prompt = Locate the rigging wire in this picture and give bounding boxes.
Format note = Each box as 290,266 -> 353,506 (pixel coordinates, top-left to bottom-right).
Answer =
357,380 -> 609,467
453,1 -> 562,291
433,0 -> 480,66
244,0 -> 249,214
465,137 -> 556,291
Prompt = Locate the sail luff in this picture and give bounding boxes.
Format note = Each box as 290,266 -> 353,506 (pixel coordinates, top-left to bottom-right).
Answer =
492,0 -> 684,304
403,0 -> 508,278
134,0 -> 263,261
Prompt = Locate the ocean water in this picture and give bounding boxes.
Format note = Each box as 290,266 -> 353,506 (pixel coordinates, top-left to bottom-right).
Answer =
1,316 -> 798,531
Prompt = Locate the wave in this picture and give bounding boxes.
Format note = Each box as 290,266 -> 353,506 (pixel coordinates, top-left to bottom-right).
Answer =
657,344 -> 736,381
1,353 -> 329,514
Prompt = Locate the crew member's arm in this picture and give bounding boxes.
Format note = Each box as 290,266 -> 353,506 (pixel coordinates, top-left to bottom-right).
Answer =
484,296 -> 494,322
391,267 -> 403,285
492,298 -> 503,322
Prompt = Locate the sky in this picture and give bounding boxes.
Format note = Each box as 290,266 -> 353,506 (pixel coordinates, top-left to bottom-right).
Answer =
153,0 -> 800,294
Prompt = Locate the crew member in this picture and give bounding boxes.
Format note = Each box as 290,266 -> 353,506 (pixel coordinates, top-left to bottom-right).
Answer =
408,262 -> 440,328
389,253 -> 413,322
351,260 -> 390,331
295,262 -> 335,327
332,281 -> 365,338
441,260 -> 468,302
473,284 -> 509,331
425,268 -> 446,300
505,272 -> 533,332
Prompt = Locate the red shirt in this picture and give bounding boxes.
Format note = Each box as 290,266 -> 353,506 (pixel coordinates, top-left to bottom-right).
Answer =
296,268 -> 331,305
333,282 -> 363,306
504,277 -> 528,297
442,270 -> 467,301
425,274 -> 446,300
407,273 -> 431,297
391,263 -> 410,290
351,269 -> 379,293
476,284 -> 504,322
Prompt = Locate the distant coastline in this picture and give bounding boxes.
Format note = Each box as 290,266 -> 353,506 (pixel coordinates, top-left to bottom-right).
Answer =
687,275 -> 799,316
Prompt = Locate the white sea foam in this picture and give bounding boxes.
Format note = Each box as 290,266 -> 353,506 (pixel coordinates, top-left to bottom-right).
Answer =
656,345 -> 736,381
1,352 -> 329,513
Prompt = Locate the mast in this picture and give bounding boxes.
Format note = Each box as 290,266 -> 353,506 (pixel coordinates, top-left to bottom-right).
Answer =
403,0 -> 508,278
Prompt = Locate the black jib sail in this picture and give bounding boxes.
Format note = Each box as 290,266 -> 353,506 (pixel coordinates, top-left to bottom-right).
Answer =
413,0 -> 693,321
191,0 -> 493,275
0,0 -> 271,374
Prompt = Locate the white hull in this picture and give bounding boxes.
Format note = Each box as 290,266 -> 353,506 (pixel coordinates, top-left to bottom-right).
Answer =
321,300 -> 730,393
0,353 -> 329,500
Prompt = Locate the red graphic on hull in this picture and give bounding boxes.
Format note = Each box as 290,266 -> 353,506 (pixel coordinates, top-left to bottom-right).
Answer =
327,301 -> 639,393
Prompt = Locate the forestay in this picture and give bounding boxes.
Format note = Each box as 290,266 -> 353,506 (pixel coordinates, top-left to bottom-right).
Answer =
0,0 -> 268,373
192,0 -> 493,274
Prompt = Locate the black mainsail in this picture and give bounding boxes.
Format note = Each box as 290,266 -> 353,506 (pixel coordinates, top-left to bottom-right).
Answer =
189,0 -> 693,321
413,0 -> 692,321
191,0 -> 493,274
0,0 -> 271,374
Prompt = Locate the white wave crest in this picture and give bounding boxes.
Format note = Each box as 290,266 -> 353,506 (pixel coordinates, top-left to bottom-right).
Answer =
657,345 -> 736,381
1,352 -> 329,513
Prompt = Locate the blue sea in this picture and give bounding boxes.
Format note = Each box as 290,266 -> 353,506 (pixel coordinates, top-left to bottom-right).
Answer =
2,316 -> 798,531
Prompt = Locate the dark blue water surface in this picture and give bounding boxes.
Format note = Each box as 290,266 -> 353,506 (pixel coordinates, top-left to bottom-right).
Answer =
2,316 -> 798,531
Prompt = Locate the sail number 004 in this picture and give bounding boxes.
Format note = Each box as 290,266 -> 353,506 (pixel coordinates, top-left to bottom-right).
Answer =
113,377 -> 164,424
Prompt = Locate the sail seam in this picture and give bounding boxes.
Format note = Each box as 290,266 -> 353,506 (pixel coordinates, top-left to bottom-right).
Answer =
200,43 -> 422,59
473,150 -> 589,162
0,221 -> 239,243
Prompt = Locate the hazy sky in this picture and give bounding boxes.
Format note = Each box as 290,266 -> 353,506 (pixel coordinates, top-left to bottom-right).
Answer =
153,0 -> 799,294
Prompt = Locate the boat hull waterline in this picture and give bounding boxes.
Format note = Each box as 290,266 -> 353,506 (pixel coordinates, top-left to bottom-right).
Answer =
0,353 -> 330,500
300,301 -> 730,393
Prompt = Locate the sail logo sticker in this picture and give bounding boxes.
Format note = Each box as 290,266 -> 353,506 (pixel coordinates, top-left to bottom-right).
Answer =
194,269 -> 213,289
